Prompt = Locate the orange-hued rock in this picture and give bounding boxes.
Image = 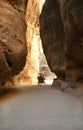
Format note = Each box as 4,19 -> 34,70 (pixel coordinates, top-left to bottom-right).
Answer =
0,0 -> 27,88
13,0 -> 45,85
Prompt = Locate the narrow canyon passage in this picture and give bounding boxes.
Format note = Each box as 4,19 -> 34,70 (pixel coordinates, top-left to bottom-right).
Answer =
0,86 -> 83,130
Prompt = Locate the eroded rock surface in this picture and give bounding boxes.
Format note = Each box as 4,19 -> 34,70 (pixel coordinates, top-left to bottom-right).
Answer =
63,0 -> 83,81
40,0 -> 83,82
0,0 -> 27,87
13,0 -> 46,85
40,0 -> 65,79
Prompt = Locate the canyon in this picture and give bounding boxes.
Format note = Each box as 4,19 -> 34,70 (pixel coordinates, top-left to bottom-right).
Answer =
0,0 -> 83,91
0,1 -> 83,129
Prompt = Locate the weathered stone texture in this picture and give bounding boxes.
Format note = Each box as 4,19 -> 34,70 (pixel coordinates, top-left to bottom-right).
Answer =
1,0 -> 46,86
40,0 -> 83,81
63,0 -> 83,81
40,0 -> 65,79
14,0 -> 45,85
0,0 -> 27,86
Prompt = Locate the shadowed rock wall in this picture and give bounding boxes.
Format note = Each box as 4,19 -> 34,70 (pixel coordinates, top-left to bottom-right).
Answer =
63,0 -> 83,81
0,0 -> 27,88
40,0 -> 83,82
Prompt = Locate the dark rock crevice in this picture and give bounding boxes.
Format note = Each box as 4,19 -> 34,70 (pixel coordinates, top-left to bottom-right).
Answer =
8,0 -> 28,10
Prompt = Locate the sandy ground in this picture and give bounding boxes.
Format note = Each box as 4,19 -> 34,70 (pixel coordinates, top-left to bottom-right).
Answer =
0,85 -> 83,130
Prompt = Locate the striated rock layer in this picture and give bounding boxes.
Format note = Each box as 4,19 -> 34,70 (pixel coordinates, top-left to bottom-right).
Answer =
40,0 -> 83,82
0,0 -> 27,87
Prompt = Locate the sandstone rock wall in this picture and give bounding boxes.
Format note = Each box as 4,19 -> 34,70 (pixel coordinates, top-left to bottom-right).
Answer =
13,0 -> 46,85
0,0 -> 27,88
63,0 -> 83,81
40,0 -> 65,79
40,0 -> 83,82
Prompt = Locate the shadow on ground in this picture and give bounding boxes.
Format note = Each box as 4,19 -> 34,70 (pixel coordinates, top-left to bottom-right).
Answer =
0,87 -> 22,103
0,85 -> 50,103
0,83 -> 83,103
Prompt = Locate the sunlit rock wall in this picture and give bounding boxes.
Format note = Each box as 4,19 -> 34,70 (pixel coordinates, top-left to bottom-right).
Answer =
0,0 -> 27,89
12,0 -> 45,85
40,0 -> 83,82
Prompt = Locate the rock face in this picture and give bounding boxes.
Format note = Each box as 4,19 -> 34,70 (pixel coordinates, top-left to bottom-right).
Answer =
63,0 -> 83,81
0,0 -> 27,86
25,0 -> 40,84
40,0 -> 83,82
13,0 -> 46,85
